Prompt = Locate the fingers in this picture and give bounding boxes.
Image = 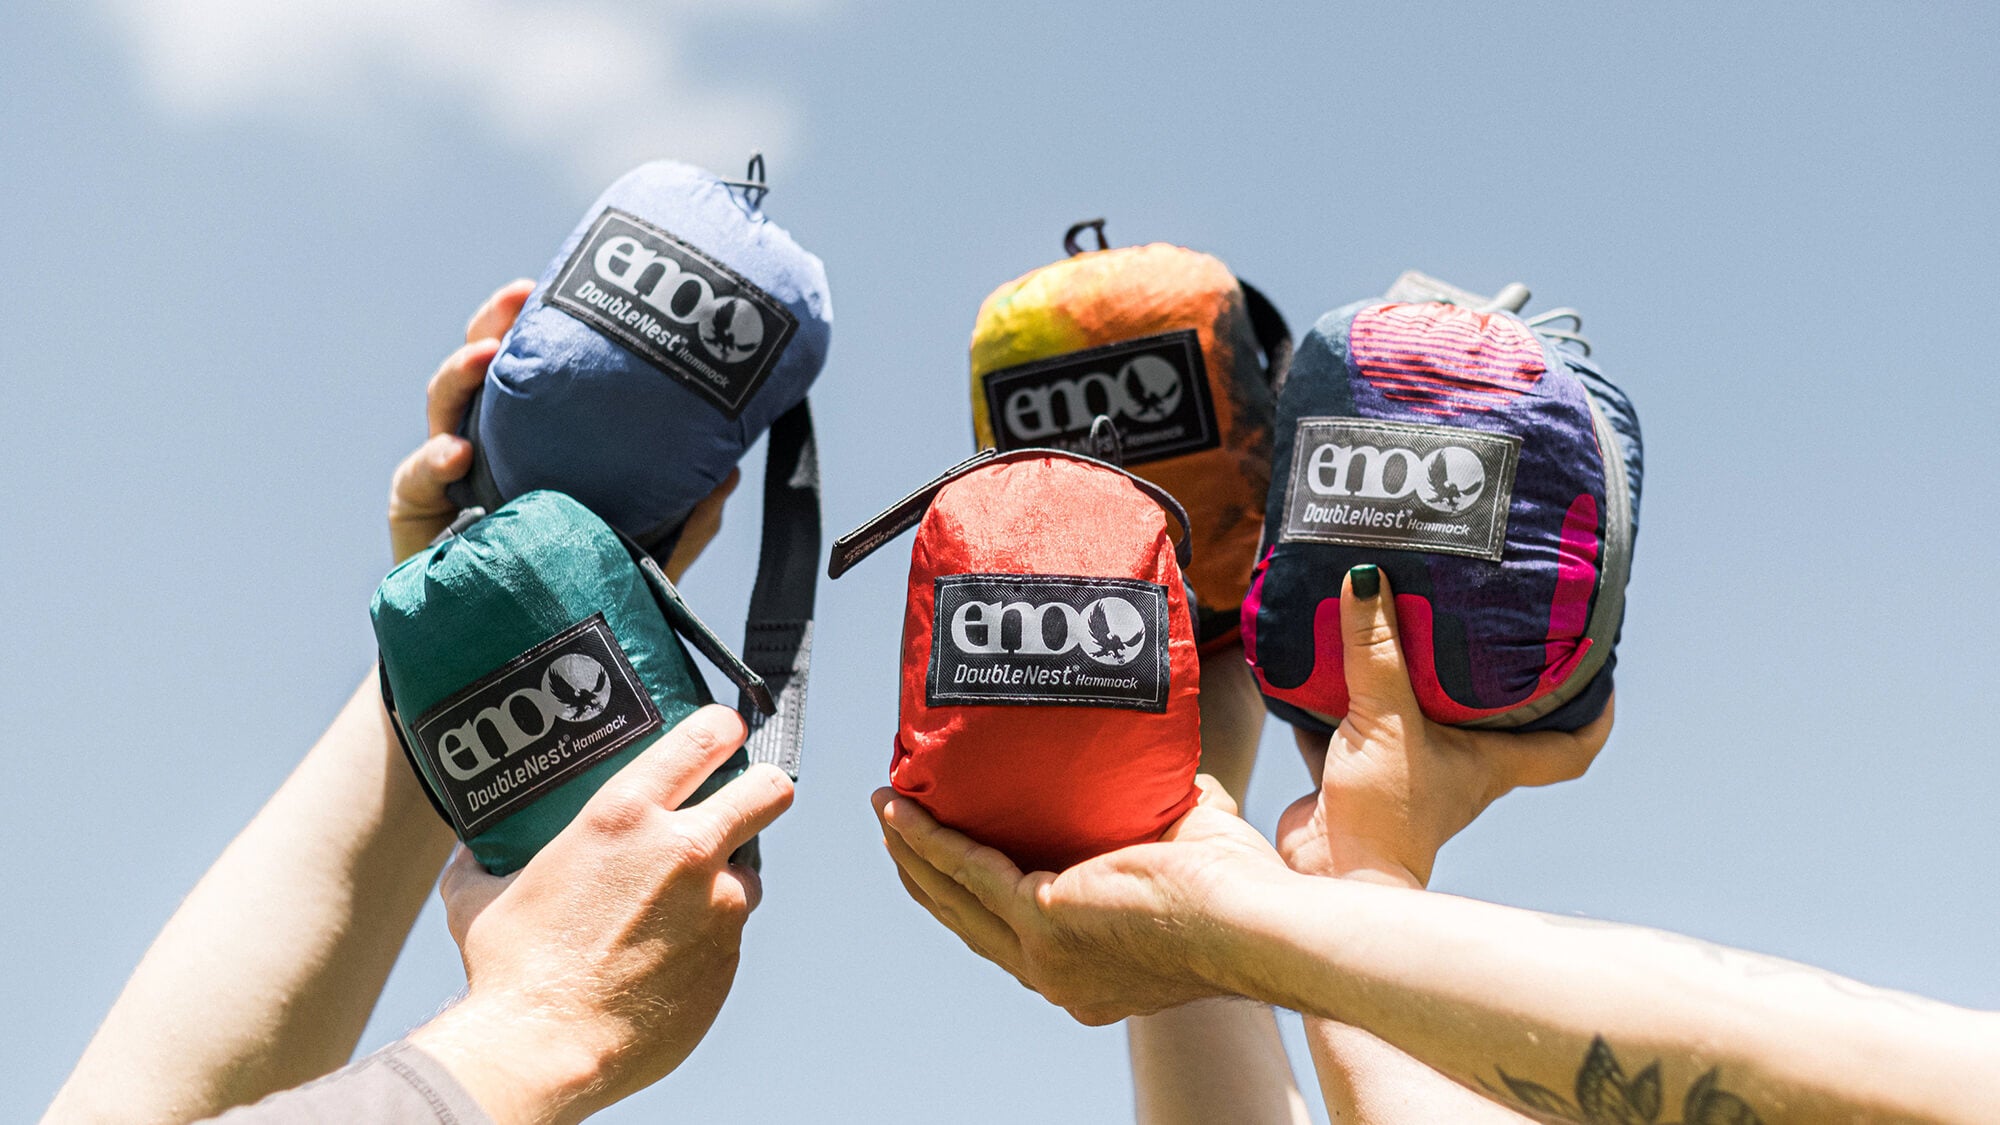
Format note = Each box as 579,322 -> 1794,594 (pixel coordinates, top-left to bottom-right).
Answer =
714,863 -> 765,915
465,279 -> 535,345
438,845 -> 511,948
1273,793 -> 1319,866
874,789 -> 1037,932
1340,565 -> 1423,722
662,468 -> 742,583
387,434 -> 474,561
390,433 -> 473,508
586,705 -> 748,824
427,339 -> 500,438
1191,773 -> 1240,816
681,763 -> 795,859
1493,692 -> 1614,789
876,814 -> 1024,969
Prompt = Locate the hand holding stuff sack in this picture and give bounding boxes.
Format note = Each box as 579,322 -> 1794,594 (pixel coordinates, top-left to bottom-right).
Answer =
373,491 -> 773,875
447,157 -> 831,776
830,447 -> 1201,871
969,224 -> 1289,649
1243,295 -> 1643,732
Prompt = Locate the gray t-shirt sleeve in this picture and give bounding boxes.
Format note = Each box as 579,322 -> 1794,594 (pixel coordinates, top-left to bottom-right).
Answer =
198,1041 -> 493,1125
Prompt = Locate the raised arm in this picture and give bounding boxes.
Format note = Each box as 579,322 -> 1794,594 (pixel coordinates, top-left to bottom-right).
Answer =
194,706 -> 792,1125
1276,565 -> 1607,1124
875,752 -> 2000,1124
1126,648 -> 1310,1125
46,281 -> 539,1124
1219,872 -> 2000,1124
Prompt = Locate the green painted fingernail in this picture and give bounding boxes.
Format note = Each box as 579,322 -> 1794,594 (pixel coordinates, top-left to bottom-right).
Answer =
1349,564 -> 1380,599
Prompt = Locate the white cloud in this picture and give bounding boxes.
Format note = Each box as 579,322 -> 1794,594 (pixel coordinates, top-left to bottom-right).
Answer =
94,0 -> 821,185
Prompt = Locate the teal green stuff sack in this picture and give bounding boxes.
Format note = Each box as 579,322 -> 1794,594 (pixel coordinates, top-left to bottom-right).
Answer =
372,490 -> 770,874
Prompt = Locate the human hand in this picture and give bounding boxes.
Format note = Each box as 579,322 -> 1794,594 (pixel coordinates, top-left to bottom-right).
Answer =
385,278 -> 740,577
1276,566 -> 1612,889
874,776 -> 1294,1026
387,279 -> 534,563
409,705 -> 794,1125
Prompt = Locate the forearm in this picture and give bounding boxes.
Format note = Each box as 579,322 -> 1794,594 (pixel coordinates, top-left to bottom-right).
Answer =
1125,647 -> 1308,1125
1218,874 -> 2000,1124
49,673 -> 458,1124
1291,859 -> 1534,1124
1304,1021 -> 1538,1124
1193,647 -> 1265,798
1129,999 -> 1311,1125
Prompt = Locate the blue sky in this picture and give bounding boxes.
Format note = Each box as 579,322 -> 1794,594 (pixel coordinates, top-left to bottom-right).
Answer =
4,2 -> 1998,1121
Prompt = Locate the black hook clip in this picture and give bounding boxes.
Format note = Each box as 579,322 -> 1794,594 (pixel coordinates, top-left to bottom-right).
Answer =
1087,414 -> 1125,466
722,151 -> 770,209
1064,218 -> 1109,256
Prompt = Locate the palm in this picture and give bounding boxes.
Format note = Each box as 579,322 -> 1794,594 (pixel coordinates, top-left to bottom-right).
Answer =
1038,806 -> 1288,1022
1282,700 -> 1615,887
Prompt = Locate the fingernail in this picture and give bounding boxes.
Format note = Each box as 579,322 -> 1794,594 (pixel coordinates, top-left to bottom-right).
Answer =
1349,564 -> 1380,600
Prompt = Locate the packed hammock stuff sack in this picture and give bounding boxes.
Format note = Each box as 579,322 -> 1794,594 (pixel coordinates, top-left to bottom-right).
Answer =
448,157 -> 829,776
1242,297 -> 1643,732
968,222 -> 1289,649
374,490 -> 774,875
829,447 -> 1202,871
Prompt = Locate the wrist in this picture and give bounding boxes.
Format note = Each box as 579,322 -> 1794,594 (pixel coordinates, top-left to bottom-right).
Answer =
1295,829 -> 1431,889
1185,865 -> 1318,998
1323,844 -> 1428,890
409,996 -> 606,1125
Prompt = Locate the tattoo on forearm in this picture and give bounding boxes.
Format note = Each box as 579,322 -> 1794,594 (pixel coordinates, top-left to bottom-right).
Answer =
1480,1036 -> 1763,1125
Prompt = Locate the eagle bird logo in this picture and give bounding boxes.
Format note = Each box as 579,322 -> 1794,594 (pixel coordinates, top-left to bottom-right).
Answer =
1119,356 -> 1183,423
1085,599 -> 1145,666
1417,447 -> 1486,514
543,655 -> 612,722
698,297 -> 764,364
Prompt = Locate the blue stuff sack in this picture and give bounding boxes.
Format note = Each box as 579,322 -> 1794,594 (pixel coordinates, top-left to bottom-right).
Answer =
450,158 -> 829,777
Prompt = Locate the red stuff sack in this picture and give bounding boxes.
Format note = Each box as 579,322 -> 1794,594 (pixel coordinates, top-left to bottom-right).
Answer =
830,447 -> 1201,871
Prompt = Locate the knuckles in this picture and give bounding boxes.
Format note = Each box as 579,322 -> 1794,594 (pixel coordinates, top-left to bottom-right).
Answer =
580,785 -> 660,838
651,817 -> 727,873
1345,617 -> 1399,651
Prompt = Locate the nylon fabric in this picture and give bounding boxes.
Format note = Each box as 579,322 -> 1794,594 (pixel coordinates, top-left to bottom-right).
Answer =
891,455 -> 1202,872
969,243 -> 1278,647
1244,300 -> 1642,732
373,491 -> 743,874
462,160 -> 832,542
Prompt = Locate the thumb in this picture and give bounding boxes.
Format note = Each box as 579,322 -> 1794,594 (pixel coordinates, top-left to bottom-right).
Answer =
1273,793 -> 1318,867
1190,773 -> 1240,816
1341,564 -> 1421,723
438,845 -> 510,950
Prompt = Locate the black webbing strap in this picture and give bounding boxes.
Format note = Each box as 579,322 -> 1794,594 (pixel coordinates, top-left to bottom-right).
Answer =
1237,279 -> 1294,394
739,399 -> 818,779
377,503 -> 781,835
443,387 -> 818,778
616,529 -> 776,717
827,446 -> 1193,579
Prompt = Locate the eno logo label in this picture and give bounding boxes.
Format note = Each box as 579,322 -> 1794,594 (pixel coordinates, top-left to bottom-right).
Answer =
546,208 -> 799,418
1280,417 -> 1520,562
928,574 -> 1171,712
981,330 -> 1219,464
411,613 -> 662,837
